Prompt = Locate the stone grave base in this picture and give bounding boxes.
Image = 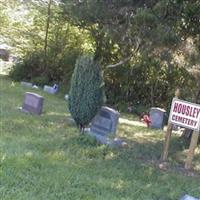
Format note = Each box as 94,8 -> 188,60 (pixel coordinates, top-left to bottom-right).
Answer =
18,106 -> 42,115
17,107 -> 32,114
21,81 -> 33,88
43,84 -> 58,94
86,130 -> 127,148
43,85 -> 56,94
180,194 -> 199,200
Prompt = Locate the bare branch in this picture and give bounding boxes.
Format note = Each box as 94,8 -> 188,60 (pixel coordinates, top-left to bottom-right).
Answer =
106,38 -> 141,68
106,56 -> 131,68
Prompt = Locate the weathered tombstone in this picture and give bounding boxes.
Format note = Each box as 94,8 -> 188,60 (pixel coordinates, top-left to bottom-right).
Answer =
22,92 -> 44,115
43,84 -> 59,94
90,106 -> 119,136
89,106 -> 125,147
21,81 -> 33,88
150,107 -> 167,129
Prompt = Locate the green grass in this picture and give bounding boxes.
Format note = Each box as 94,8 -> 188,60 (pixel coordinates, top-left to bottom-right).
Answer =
0,75 -> 200,200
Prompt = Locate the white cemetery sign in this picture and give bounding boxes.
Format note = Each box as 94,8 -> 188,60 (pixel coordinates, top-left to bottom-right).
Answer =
168,98 -> 200,131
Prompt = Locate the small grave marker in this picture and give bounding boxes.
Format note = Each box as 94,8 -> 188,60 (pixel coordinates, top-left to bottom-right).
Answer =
22,92 -> 44,115
43,84 -> 59,94
90,106 -> 119,137
89,107 -> 126,147
21,81 -> 33,88
150,107 -> 166,129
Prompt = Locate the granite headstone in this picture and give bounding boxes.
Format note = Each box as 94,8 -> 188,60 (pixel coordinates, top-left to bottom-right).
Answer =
21,81 -> 33,88
89,106 -> 122,146
22,92 -> 44,115
43,84 -> 59,94
90,106 -> 119,136
150,107 -> 167,129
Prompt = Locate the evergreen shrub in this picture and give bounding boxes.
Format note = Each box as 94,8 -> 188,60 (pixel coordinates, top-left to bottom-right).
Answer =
68,55 -> 104,132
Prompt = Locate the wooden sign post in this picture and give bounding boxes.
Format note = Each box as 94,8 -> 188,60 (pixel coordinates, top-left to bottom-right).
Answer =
161,89 -> 180,161
161,90 -> 200,169
185,131 -> 199,169
161,123 -> 172,161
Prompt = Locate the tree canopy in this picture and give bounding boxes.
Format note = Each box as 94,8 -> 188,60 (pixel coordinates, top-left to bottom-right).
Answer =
2,0 -> 200,109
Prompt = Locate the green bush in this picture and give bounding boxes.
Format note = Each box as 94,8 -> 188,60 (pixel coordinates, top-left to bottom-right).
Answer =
31,76 -> 49,86
9,61 -> 29,81
9,51 -> 45,82
9,49 -> 80,88
68,55 -> 104,132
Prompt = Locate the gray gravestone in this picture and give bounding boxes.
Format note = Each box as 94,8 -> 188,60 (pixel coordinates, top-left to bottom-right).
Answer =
150,107 -> 167,129
90,106 -> 119,136
21,81 -> 33,88
89,106 -> 121,146
43,84 -> 59,94
22,92 -> 44,115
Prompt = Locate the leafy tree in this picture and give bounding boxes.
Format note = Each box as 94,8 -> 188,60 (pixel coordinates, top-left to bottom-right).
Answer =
7,0 -> 94,88
62,0 -> 199,108
68,55 -> 104,133
4,0 -> 200,109
61,0 -> 182,64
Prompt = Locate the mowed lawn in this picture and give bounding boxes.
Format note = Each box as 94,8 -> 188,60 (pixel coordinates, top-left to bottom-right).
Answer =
0,75 -> 200,200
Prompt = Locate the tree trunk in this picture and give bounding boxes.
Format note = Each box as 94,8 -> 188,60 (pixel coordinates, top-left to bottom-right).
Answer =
195,89 -> 200,104
93,31 -> 105,62
150,84 -> 154,107
44,0 -> 52,74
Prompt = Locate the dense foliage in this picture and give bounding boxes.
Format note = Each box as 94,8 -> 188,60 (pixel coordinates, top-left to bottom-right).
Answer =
1,0 -> 200,110
62,0 -> 200,109
105,56 -> 195,110
68,55 -> 104,132
6,0 -> 93,88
